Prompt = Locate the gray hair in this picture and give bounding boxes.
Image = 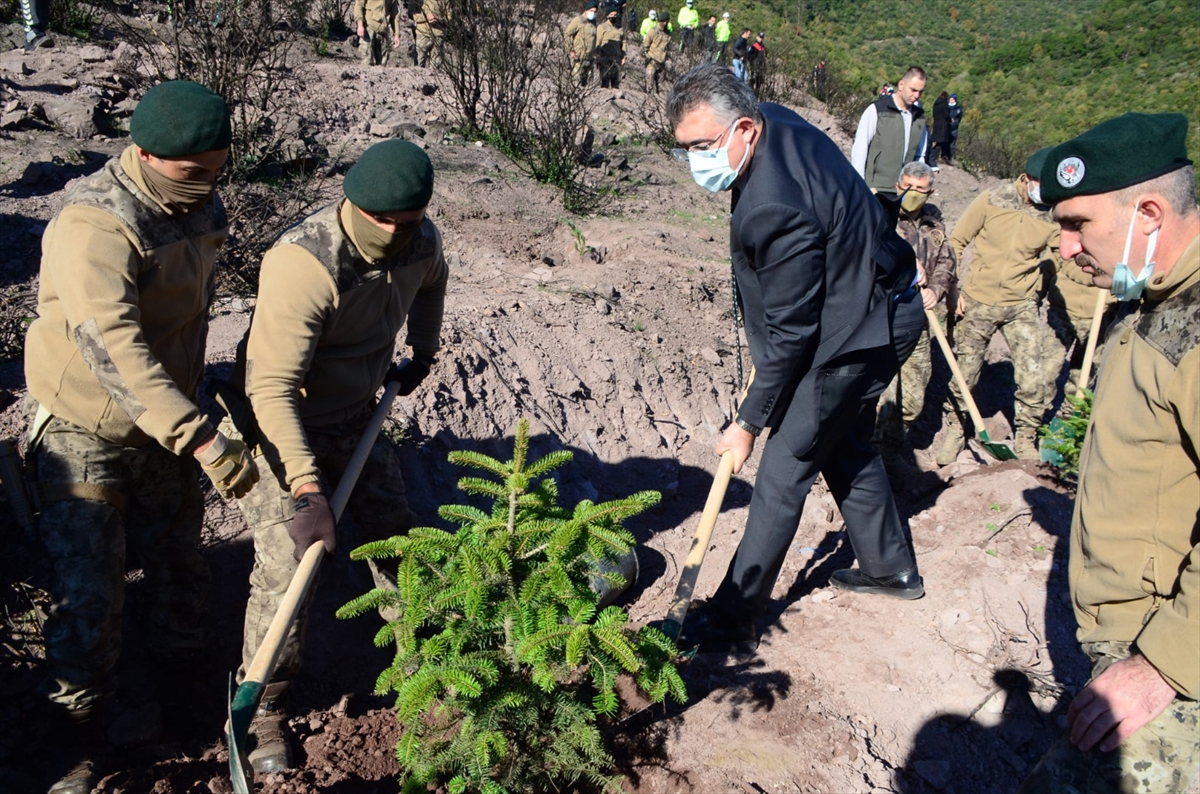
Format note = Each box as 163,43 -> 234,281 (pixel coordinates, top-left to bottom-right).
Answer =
1113,165 -> 1197,218
666,63 -> 761,130
898,161 -> 934,184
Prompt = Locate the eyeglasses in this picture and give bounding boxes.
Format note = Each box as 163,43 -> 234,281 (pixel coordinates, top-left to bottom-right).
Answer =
899,184 -> 934,195
670,119 -> 740,161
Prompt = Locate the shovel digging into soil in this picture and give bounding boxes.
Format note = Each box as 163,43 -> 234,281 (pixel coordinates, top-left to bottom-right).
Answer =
926,309 -> 1017,462
619,450 -> 735,723
226,379 -> 403,792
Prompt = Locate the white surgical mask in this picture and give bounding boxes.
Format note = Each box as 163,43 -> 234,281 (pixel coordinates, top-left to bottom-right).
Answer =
1110,201 -> 1158,302
1027,180 -> 1043,206
586,9 -> 595,20
687,120 -> 750,193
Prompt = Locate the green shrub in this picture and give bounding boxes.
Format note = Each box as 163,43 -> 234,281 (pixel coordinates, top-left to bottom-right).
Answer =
1039,389 -> 1092,479
338,419 -> 686,794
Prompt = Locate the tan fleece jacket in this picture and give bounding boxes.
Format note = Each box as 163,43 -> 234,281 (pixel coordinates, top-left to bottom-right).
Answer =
1070,234 -> 1200,698
25,146 -> 227,454
643,26 -> 670,64
951,180 -> 1063,307
564,12 -> 596,58
355,0 -> 401,36
241,198 -> 447,493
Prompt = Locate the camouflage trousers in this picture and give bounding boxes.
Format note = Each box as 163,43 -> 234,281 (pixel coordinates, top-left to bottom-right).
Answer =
645,59 -> 664,93
1045,304 -> 1111,402
1019,641 -> 1200,794
571,57 -> 593,86
876,318 -> 935,449
359,27 -> 394,66
227,408 -> 418,683
415,31 -> 443,68
28,404 -> 208,714
943,294 -> 1050,435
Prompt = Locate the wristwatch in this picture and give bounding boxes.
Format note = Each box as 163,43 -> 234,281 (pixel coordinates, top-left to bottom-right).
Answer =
735,417 -> 763,437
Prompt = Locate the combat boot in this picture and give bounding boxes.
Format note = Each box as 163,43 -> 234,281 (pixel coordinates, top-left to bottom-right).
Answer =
47,709 -> 104,794
1014,430 -> 1041,461
936,422 -> 965,467
247,682 -> 292,773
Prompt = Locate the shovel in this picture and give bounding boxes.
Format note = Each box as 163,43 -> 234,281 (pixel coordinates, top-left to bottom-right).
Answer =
618,450 -> 735,727
227,379 -> 404,792
660,449 -> 736,644
925,308 -> 1017,461
1078,287 -> 1107,392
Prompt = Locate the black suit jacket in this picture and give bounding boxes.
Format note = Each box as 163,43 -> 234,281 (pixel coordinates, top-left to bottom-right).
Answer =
732,102 -> 915,454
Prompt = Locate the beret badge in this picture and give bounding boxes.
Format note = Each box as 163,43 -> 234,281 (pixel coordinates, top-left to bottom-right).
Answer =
1057,157 -> 1086,188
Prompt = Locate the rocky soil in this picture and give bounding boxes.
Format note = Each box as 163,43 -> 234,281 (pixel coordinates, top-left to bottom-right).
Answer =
3,20 -> 1192,794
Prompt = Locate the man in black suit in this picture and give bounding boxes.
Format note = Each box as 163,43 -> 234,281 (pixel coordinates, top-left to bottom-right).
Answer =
666,64 -> 925,653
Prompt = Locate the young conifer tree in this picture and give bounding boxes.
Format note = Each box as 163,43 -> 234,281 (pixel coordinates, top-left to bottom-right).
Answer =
338,419 -> 686,793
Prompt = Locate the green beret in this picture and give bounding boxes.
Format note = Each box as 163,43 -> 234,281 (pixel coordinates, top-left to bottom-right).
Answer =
585,0 -> 598,8
1024,147 -> 1051,179
130,81 -> 232,157
343,140 -> 434,212
1039,113 -> 1192,205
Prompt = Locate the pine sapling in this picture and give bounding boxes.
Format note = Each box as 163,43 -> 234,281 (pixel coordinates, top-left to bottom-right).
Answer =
337,419 -> 686,793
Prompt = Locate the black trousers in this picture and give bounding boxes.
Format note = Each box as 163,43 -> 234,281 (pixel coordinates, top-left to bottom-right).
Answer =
712,343 -> 917,616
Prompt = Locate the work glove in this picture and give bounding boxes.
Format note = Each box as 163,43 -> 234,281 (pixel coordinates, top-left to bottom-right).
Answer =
195,432 -> 259,499
288,491 -> 337,562
385,353 -> 436,396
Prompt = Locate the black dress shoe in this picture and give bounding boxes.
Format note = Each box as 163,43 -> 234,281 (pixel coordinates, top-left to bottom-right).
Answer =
830,567 -> 925,600
677,599 -> 759,656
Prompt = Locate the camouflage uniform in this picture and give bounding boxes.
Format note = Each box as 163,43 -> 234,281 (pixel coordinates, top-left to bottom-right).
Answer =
356,0 -> 401,66
23,147 -> 227,714
226,410 -> 417,681
875,204 -> 957,452
1018,642 -> 1200,794
414,0 -> 447,68
1019,238 -> 1200,793
31,407 -> 209,712
564,11 -> 597,86
235,198 -> 446,682
941,180 -> 1060,456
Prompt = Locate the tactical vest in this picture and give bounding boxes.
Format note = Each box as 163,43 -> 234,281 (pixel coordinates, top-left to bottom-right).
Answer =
274,200 -> 439,294
864,95 -> 926,193
66,157 -> 228,255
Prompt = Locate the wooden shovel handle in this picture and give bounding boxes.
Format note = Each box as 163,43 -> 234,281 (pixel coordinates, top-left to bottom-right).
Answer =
1078,288 -> 1107,393
241,379 -> 403,686
665,450 -> 735,629
925,308 -> 988,433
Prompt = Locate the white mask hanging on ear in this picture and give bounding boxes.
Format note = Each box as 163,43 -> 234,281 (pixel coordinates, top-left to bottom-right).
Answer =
1110,201 -> 1158,302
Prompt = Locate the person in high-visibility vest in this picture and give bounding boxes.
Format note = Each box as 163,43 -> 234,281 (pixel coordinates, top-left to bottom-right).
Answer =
676,0 -> 698,50
714,11 -> 731,62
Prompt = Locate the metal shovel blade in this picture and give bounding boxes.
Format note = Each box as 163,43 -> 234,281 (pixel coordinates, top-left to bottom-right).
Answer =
227,674 -> 258,794
976,429 -> 1017,461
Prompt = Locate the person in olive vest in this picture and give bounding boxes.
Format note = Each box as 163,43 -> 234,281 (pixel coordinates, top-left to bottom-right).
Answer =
26,80 -> 257,794
229,140 -> 446,771
1018,112 -> 1199,794
851,66 -> 928,196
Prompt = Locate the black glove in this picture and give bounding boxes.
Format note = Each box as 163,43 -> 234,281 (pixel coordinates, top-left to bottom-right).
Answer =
385,354 -> 436,396
288,491 -> 336,562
